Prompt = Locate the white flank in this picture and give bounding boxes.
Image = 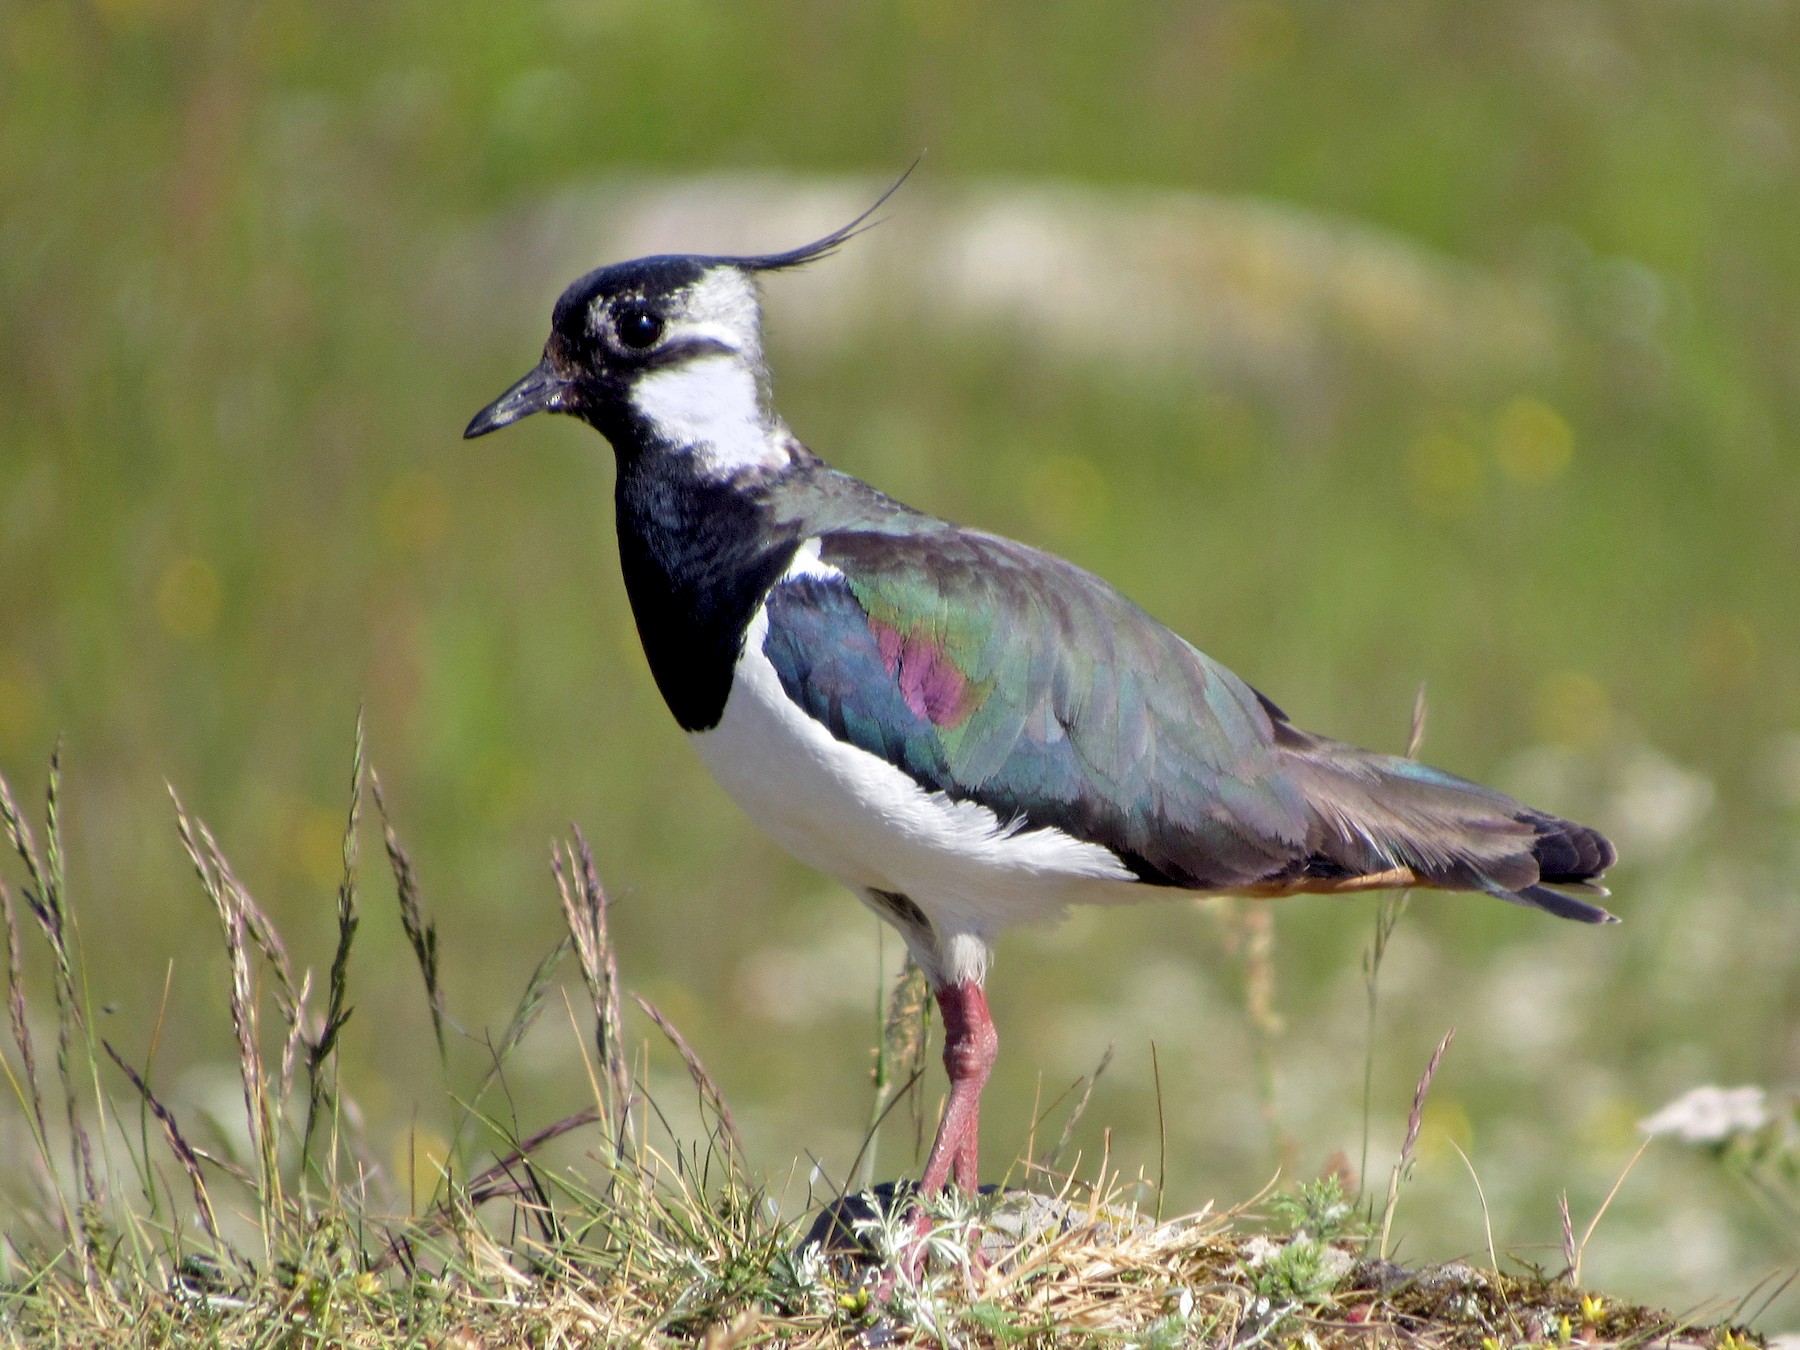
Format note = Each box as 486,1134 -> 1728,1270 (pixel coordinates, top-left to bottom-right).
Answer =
690,557 -> 1139,986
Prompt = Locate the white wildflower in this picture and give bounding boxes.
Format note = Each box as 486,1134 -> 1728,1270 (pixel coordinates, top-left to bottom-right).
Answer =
1639,1085 -> 1771,1144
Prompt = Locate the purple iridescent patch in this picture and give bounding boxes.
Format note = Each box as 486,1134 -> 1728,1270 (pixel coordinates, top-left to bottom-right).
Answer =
869,619 -> 975,728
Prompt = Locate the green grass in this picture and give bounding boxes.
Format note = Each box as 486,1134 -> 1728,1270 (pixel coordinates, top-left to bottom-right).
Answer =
0,749 -> 1777,1348
3,0 -> 1799,1326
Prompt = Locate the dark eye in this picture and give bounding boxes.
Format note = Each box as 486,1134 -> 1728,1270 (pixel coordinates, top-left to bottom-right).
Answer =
614,306 -> 664,350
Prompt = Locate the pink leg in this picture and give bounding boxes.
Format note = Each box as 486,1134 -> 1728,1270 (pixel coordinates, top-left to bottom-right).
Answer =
886,980 -> 997,1286
916,981 -> 998,1195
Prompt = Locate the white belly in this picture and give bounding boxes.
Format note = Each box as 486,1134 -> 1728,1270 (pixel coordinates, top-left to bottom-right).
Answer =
690,603 -> 1141,951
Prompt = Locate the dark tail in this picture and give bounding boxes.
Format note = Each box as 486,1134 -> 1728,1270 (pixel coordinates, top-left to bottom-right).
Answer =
1268,722 -> 1619,924
1501,813 -> 1618,923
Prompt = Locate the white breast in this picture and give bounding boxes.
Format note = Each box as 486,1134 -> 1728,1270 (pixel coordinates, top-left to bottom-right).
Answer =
688,555 -> 1139,973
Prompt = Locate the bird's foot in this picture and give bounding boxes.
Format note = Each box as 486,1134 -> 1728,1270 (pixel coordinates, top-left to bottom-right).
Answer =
868,1188 -> 991,1300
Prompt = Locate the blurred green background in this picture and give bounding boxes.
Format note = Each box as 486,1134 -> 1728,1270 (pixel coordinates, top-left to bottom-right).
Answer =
3,0 -> 1798,1319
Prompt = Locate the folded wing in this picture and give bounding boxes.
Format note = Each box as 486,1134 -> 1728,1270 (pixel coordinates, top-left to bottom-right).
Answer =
758,527 -> 1614,920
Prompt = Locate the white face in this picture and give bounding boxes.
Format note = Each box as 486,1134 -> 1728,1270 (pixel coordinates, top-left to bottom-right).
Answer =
589,265 -> 766,365
618,267 -> 795,478
673,267 -> 765,363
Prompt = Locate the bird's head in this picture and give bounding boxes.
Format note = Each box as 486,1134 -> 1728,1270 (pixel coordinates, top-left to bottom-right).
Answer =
464,255 -> 771,461
464,170 -> 912,476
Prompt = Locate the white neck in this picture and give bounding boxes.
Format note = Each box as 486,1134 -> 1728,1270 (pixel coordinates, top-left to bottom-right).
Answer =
629,355 -> 792,478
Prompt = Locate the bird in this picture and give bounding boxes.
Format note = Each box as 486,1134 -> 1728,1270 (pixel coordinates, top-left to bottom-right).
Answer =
464,182 -> 1617,1207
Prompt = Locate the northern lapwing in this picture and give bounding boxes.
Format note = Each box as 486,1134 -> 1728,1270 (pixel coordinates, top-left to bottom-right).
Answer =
465,185 -> 1616,1207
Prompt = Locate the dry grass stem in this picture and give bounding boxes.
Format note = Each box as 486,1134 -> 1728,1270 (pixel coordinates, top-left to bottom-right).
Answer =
1360,685 -> 1429,1198
374,1105 -> 605,1271
1039,1042 -> 1115,1176
3,756 -> 101,1225
634,992 -> 743,1159
1448,1138 -> 1499,1275
373,767 -> 447,1063
859,956 -> 929,1189
173,785 -> 281,1238
193,811 -> 311,1106
1571,1137 -> 1651,1286
552,826 -> 631,1153
1,875 -> 48,1148
1378,1025 -> 1455,1259
101,1039 -> 219,1240
486,937 -> 573,1099
304,710 -> 365,1178
1217,898 -> 1286,1159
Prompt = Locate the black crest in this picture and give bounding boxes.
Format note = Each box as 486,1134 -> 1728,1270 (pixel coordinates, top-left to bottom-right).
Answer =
721,158 -> 920,274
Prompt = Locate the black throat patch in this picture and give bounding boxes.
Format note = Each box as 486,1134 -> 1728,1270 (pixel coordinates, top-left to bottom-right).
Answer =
613,457 -> 801,732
